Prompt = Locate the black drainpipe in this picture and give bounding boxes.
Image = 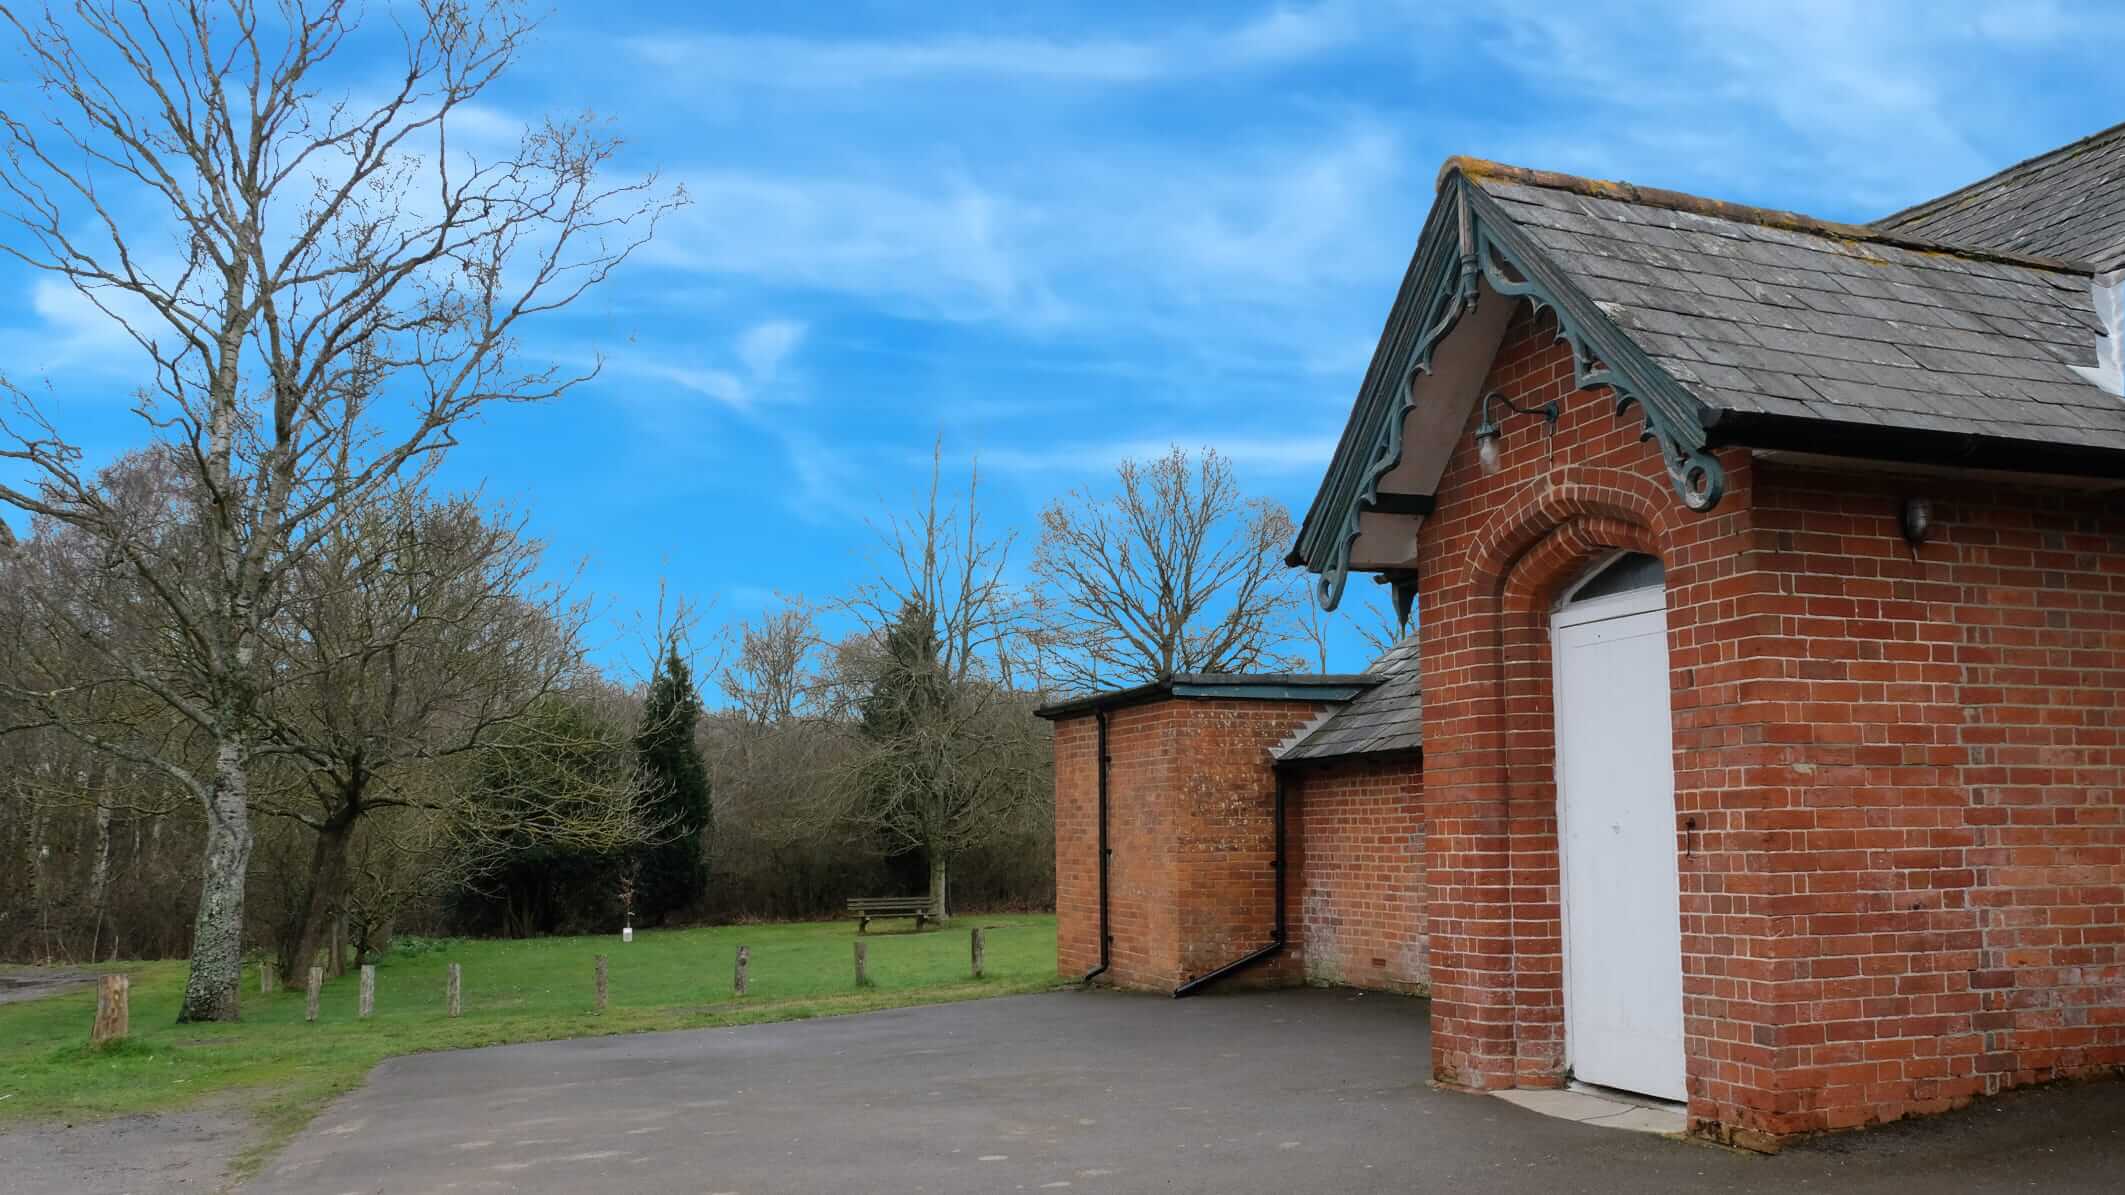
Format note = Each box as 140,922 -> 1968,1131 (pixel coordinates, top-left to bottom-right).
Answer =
1172,769 -> 1287,998
1079,708 -> 1112,985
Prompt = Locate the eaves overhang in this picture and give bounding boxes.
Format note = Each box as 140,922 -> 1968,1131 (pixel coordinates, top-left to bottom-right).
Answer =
1287,163 -> 1726,611
1033,673 -> 1378,721
1272,744 -> 1424,773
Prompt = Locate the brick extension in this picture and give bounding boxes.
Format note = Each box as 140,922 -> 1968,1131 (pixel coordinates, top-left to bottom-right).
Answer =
1051,697 -> 1323,991
1048,694 -> 1429,995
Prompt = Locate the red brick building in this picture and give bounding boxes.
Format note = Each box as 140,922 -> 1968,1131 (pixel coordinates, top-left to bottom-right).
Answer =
1042,646 -> 1427,997
1042,125 -> 2125,1150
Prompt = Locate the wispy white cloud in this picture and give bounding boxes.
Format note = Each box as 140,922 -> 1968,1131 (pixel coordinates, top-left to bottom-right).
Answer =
643,116 -> 1410,369
600,317 -> 810,411
632,360 -> 749,406
1971,0 -> 2076,43
737,318 -> 807,380
719,582 -> 786,612
0,275 -> 173,383
623,3 -> 1368,89
644,171 -> 1056,324
28,279 -> 141,360
975,434 -> 1343,477
1470,0 -> 2124,215
1156,124 -> 1403,292
627,30 -> 1162,86
775,423 -> 873,525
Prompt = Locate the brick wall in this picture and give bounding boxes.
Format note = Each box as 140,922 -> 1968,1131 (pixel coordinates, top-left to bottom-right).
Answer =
1286,757 -> 1429,993
1104,701 -> 1179,990
1416,302 -> 2125,1146
1049,696 -> 1328,991
1054,713 -> 1100,978
1739,464 -> 2125,1134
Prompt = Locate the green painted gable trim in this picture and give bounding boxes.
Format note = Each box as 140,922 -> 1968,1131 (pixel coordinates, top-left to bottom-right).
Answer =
1287,166 -> 1724,611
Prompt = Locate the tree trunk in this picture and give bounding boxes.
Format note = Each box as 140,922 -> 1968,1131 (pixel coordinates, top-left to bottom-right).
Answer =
179,739 -> 253,1022
927,852 -> 950,924
282,812 -> 356,985
88,798 -> 113,960
27,803 -> 49,960
90,974 -> 129,1046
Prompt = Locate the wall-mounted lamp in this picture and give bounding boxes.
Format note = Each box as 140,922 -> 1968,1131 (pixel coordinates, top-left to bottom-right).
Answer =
1473,391 -> 1560,475
1899,497 -> 1933,548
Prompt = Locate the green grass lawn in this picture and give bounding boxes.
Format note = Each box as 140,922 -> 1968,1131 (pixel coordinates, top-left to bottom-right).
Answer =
0,913 -> 1060,1139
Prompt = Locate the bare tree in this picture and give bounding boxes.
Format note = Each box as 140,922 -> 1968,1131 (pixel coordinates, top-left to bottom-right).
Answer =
256,483 -> 590,983
1294,589 -> 1333,674
856,446 -> 1021,694
0,482 -> 205,962
1293,576 -> 1409,673
1348,583 -> 1413,661
0,0 -> 677,1019
708,595 -> 837,865
720,598 -> 822,724
828,450 -> 1044,919
1029,445 -> 1302,694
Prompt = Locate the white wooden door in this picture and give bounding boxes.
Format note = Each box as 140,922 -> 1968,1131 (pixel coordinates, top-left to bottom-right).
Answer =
1552,585 -> 1686,1101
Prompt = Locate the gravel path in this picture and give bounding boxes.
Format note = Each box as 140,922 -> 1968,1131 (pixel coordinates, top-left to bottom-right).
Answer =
0,970 -> 96,1006
0,1103 -> 255,1195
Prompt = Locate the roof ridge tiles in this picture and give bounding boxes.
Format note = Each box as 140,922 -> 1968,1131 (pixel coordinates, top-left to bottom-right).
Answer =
1437,156 -> 2094,277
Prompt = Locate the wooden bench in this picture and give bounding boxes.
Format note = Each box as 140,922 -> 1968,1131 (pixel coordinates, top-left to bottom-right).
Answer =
849,896 -> 938,934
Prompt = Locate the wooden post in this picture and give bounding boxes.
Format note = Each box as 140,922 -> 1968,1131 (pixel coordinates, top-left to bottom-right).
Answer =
733,946 -> 749,997
358,964 -> 375,1018
971,927 -> 986,979
853,939 -> 869,987
446,963 -> 461,1018
594,954 -> 609,1012
89,974 -> 128,1046
305,966 -> 323,1022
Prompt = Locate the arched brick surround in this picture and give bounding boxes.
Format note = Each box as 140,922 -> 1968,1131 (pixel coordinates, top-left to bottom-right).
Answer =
1487,506 -> 1668,1088
1427,491 -> 1677,1086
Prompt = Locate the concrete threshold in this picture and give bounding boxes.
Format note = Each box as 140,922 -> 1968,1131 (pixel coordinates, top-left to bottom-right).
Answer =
1493,1084 -> 1688,1136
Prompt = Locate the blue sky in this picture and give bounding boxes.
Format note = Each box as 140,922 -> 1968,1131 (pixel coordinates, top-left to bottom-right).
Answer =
4,0 -> 2122,679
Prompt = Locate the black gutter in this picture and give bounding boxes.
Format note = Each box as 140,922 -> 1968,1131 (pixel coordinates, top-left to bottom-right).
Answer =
1079,708 -> 1112,986
1172,771 -> 1288,998
1701,408 -> 2125,483
1274,745 -> 1425,771
1034,673 -> 1376,722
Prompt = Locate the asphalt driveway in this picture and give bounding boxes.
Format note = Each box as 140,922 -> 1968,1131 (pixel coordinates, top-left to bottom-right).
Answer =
251,987 -> 2125,1194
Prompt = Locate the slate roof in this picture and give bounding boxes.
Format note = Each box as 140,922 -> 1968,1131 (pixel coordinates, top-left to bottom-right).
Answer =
1276,634 -> 1421,763
1875,122 -> 2125,270
1466,164 -> 2125,453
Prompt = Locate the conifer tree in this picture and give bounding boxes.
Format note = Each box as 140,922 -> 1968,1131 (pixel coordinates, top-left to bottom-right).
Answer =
634,646 -> 712,923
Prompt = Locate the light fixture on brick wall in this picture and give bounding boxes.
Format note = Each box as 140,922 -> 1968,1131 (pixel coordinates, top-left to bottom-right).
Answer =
1900,497 -> 1933,547
1473,391 -> 1560,475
